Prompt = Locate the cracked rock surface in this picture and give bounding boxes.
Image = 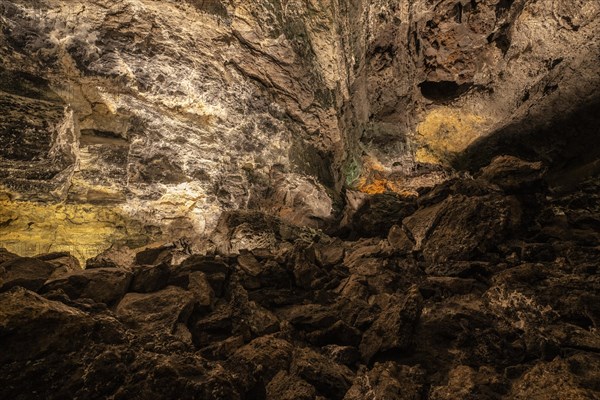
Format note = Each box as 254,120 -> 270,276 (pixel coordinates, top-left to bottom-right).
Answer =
1,0 -> 599,260
1,156 -> 599,399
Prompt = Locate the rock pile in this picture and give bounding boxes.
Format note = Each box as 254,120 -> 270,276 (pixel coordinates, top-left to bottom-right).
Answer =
1,156 -> 598,399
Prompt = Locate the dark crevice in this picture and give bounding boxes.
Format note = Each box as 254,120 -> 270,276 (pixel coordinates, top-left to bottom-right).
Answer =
79,129 -> 129,146
419,80 -> 472,102
455,3 -> 463,23
487,24 -> 512,55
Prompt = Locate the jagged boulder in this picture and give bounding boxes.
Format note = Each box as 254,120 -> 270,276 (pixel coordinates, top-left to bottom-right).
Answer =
478,156 -> 546,194
40,268 -> 132,305
360,287 -> 423,362
116,286 -> 197,333
344,362 -> 425,400
0,257 -> 57,292
0,287 -> 118,363
403,191 -> 519,263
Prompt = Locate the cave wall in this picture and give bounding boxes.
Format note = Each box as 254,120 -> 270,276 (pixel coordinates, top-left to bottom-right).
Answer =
342,0 -> 600,193
1,0 -> 598,261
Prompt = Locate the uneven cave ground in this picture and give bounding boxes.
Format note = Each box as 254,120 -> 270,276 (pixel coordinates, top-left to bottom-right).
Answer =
1,155 -> 599,400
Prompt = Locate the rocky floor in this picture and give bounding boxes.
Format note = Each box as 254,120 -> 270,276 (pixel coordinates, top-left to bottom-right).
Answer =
1,156 -> 599,400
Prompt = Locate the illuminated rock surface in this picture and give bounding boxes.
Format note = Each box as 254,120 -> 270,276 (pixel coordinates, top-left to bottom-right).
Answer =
1,0 -> 599,259
1,0 -> 600,398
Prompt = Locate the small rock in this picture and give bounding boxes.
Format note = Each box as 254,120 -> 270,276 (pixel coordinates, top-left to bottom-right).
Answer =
36,252 -> 80,274
322,345 -> 360,366
178,255 -> 231,295
237,253 -> 263,276
200,335 -> 245,360
315,242 -> 345,267
387,224 -> 415,254
134,244 -> 175,266
188,271 -> 215,311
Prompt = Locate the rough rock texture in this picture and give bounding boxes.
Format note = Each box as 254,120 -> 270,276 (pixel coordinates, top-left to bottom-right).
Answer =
1,0 -> 599,260
1,158 -> 599,399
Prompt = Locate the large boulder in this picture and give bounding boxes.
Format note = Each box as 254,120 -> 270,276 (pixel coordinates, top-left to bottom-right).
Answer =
40,268 -> 132,305
0,257 -> 57,292
403,192 -> 519,263
360,287 -> 423,362
116,286 -> 197,333
478,155 -> 546,194
0,287 -> 112,363
344,362 -> 425,400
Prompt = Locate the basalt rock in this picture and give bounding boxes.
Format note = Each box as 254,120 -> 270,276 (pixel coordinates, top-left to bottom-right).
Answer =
1,157 -> 599,399
0,256 -> 58,292
1,1 -> 600,393
1,0 -> 598,261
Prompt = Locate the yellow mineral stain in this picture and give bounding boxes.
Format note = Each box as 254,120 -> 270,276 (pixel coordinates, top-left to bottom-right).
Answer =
414,147 -> 441,165
415,108 -> 488,164
354,156 -> 417,196
0,200 -> 132,265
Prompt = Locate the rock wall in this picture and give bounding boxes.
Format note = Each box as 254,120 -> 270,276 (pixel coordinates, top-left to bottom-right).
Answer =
1,0 -> 599,261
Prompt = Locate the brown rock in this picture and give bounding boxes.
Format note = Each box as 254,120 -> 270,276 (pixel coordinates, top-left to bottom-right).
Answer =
266,371 -> 317,400
0,248 -> 18,264
188,271 -> 215,311
360,287 -> 423,362
387,224 -> 415,254
130,262 -> 170,293
404,194 -> 516,263
35,252 -> 80,275
40,268 -> 132,305
532,352 -> 600,398
0,257 -> 57,292
479,155 -> 546,193
344,362 -> 425,400
116,286 -> 196,333
0,287 -> 103,363
291,347 -> 354,400
228,335 -> 295,395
